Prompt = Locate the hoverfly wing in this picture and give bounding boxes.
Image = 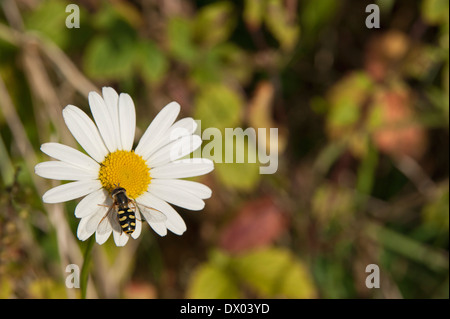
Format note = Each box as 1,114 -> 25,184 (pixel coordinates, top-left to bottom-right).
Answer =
85,212 -> 104,234
108,209 -> 122,233
97,206 -> 118,235
138,204 -> 167,224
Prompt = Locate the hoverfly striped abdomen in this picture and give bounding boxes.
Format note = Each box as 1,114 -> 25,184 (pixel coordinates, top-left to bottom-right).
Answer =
111,187 -> 136,235
117,207 -> 136,234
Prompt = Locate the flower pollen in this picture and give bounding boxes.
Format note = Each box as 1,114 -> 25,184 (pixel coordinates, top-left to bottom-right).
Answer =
99,150 -> 150,199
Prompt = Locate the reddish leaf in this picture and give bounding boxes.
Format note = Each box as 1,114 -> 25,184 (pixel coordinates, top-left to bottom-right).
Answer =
372,87 -> 427,160
123,281 -> 157,299
365,31 -> 409,81
219,197 -> 287,254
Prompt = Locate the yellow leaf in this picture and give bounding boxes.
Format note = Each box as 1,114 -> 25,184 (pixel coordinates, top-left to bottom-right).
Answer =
187,263 -> 241,298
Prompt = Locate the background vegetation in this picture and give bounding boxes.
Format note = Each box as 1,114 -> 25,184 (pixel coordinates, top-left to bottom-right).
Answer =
0,0 -> 448,298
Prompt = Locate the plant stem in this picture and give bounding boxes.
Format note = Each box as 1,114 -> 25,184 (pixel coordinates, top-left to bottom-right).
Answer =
80,236 -> 95,299
366,222 -> 449,273
356,141 -> 378,196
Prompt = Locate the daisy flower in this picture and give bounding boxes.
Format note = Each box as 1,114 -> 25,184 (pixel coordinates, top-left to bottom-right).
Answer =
35,87 -> 214,246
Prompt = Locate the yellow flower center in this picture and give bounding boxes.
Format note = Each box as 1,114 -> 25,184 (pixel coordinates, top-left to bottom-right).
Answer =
98,150 -> 151,199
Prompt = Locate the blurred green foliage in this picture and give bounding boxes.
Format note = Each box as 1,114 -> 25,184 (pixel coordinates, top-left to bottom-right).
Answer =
0,0 -> 448,299
188,248 -> 316,298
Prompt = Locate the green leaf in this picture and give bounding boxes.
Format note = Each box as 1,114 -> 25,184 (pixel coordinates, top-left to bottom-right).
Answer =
214,131 -> 261,191
422,184 -> 449,232
215,163 -> 260,191
193,2 -> 236,47
265,0 -> 300,51
300,0 -> 339,35
24,0 -> 72,49
279,256 -> 318,298
84,35 -> 135,80
136,40 -> 168,84
213,43 -> 253,84
327,72 -> 374,127
244,0 -> 266,30
191,44 -> 252,86
194,84 -> 243,130
422,0 -> 449,25
231,247 -> 317,298
167,17 -> 196,64
187,263 -> 241,298
191,51 -> 222,85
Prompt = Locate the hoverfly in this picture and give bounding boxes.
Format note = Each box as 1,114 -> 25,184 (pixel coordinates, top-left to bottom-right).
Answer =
97,186 -> 166,236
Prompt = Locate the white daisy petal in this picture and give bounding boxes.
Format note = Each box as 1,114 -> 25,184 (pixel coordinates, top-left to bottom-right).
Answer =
137,192 -> 186,235
62,105 -> 109,162
77,208 -> 104,241
146,135 -> 202,168
149,221 -> 168,237
77,217 -> 92,241
75,189 -> 110,218
42,180 -> 102,204
113,229 -> 130,246
136,203 -> 167,237
150,158 -> 214,179
97,213 -> 114,235
171,117 -> 198,137
148,182 -> 205,211
35,161 -> 98,181
89,91 -> 118,152
138,117 -> 197,160
40,142 -> 100,172
118,93 -> 136,151
135,102 -> 180,159
96,229 -> 112,245
137,204 -> 167,236
102,87 -> 122,150
151,179 -> 212,199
